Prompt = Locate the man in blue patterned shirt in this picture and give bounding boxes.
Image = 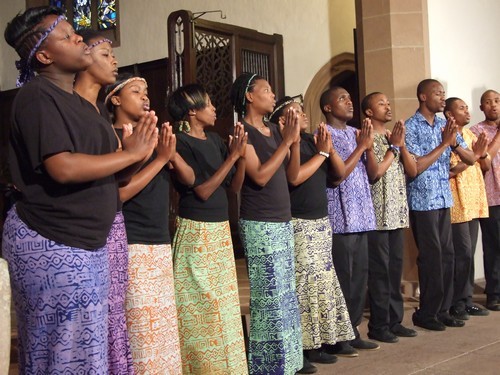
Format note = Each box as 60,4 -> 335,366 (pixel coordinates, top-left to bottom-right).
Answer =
406,79 -> 483,331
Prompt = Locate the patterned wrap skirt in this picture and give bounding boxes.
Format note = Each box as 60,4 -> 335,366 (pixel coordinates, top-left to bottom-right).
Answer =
173,217 -> 248,374
292,217 -> 355,349
2,206 -> 109,374
126,243 -> 182,374
239,219 -> 303,375
106,211 -> 134,375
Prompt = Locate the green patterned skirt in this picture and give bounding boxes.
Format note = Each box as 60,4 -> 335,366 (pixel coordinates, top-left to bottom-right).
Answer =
173,217 -> 248,375
239,219 -> 303,375
292,217 -> 355,349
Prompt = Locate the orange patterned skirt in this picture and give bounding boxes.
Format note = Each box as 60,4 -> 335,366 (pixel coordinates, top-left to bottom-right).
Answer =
126,243 -> 182,374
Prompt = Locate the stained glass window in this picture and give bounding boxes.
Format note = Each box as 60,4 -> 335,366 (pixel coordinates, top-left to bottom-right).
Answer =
49,0 -> 65,9
98,0 -> 116,30
73,0 -> 91,30
29,0 -> 120,46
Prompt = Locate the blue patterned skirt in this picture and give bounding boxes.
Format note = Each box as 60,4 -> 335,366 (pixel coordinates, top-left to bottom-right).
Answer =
239,219 -> 303,375
2,206 -> 109,374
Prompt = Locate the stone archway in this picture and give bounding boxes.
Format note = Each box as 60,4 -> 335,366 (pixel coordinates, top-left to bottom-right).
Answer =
303,52 -> 356,131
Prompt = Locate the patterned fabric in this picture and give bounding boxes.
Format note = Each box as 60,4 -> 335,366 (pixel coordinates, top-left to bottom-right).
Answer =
326,124 -> 376,233
2,206 -> 109,374
371,133 -> 409,230
292,216 -> 355,349
0,258 -> 10,374
126,244 -> 182,374
406,111 -> 467,211
106,211 -> 134,375
470,121 -> 500,207
239,219 -> 302,375
173,217 -> 248,375
450,128 -> 489,223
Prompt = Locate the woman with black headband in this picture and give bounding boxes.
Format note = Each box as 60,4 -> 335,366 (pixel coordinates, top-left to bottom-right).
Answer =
2,6 -> 157,374
230,72 -> 303,374
270,96 -> 354,373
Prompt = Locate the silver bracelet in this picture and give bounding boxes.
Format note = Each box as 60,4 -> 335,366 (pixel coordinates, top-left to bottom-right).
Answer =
319,151 -> 329,158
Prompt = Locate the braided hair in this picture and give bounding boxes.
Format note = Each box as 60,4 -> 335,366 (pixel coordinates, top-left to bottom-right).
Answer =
167,84 -> 209,133
230,72 -> 265,117
4,6 -> 65,86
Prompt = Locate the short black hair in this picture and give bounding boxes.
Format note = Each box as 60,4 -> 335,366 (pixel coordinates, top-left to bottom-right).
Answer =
167,83 -> 209,122
230,72 -> 265,117
443,97 -> 461,119
361,92 -> 383,117
416,79 -> 440,102
319,86 -> 344,116
269,96 -> 293,124
78,29 -> 104,45
480,89 -> 499,104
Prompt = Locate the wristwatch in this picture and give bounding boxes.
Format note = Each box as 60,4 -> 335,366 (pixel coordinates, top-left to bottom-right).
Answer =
389,145 -> 400,157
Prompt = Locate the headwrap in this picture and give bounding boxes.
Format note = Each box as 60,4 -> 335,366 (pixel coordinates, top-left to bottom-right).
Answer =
14,14 -> 66,87
105,77 -> 148,104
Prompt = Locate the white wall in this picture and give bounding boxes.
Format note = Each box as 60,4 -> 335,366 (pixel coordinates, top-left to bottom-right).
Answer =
427,0 -> 500,282
427,0 -> 500,126
0,0 -> 356,95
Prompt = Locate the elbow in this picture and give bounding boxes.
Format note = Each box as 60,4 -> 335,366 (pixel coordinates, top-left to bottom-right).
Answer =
406,169 -> 418,179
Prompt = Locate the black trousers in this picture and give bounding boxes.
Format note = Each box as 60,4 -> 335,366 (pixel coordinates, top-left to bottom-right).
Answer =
367,229 -> 404,333
332,232 -> 369,338
410,209 -> 454,320
451,219 -> 479,308
480,205 -> 500,299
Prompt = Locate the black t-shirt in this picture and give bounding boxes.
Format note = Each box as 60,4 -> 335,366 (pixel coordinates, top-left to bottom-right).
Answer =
173,131 -> 232,222
240,121 -> 291,222
9,76 -> 119,249
115,128 -> 171,244
289,132 -> 328,219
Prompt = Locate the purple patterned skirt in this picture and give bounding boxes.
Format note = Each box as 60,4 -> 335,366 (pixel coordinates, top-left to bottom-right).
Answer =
106,211 -> 134,375
2,206 -> 109,374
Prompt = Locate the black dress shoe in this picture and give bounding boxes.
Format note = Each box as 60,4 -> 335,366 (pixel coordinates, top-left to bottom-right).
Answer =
390,323 -> 417,337
450,306 -> 470,320
304,349 -> 338,364
296,356 -> 317,374
350,338 -> 380,350
323,341 -> 359,357
486,298 -> 500,311
465,304 -> 490,316
412,312 -> 446,331
368,329 -> 399,343
438,314 -> 465,327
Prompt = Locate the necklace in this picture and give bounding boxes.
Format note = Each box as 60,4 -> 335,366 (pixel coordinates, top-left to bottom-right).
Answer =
257,125 -> 267,133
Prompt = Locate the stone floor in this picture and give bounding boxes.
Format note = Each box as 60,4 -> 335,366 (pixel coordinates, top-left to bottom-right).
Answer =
8,287 -> 500,375
313,294 -> 500,375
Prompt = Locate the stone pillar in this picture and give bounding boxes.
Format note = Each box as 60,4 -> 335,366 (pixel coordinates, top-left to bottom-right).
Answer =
356,0 -> 431,284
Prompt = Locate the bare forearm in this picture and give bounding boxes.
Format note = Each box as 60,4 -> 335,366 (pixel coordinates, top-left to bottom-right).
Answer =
400,146 -> 417,178
248,142 -> 291,187
229,158 -> 246,193
286,143 -> 302,184
449,162 -> 468,178
372,151 -> 395,183
119,158 -> 168,202
44,151 -> 140,184
193,155 -> 239,201
337,145 -> 366,184
454,147 -> 478,166
327,152 -> 345,183
416,143 -> 448,175
170,153 -> 195,186
289,155 -> 325,186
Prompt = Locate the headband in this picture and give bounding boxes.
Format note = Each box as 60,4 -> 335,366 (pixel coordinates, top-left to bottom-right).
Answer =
15,14 -> 66,87
88,38 -> 112,50
105,77 -> 148,104
241,73 -> 258,112
269,97 -> 295,121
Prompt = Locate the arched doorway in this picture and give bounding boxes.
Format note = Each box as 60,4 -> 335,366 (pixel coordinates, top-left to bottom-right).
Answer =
303,53 -> 359,131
